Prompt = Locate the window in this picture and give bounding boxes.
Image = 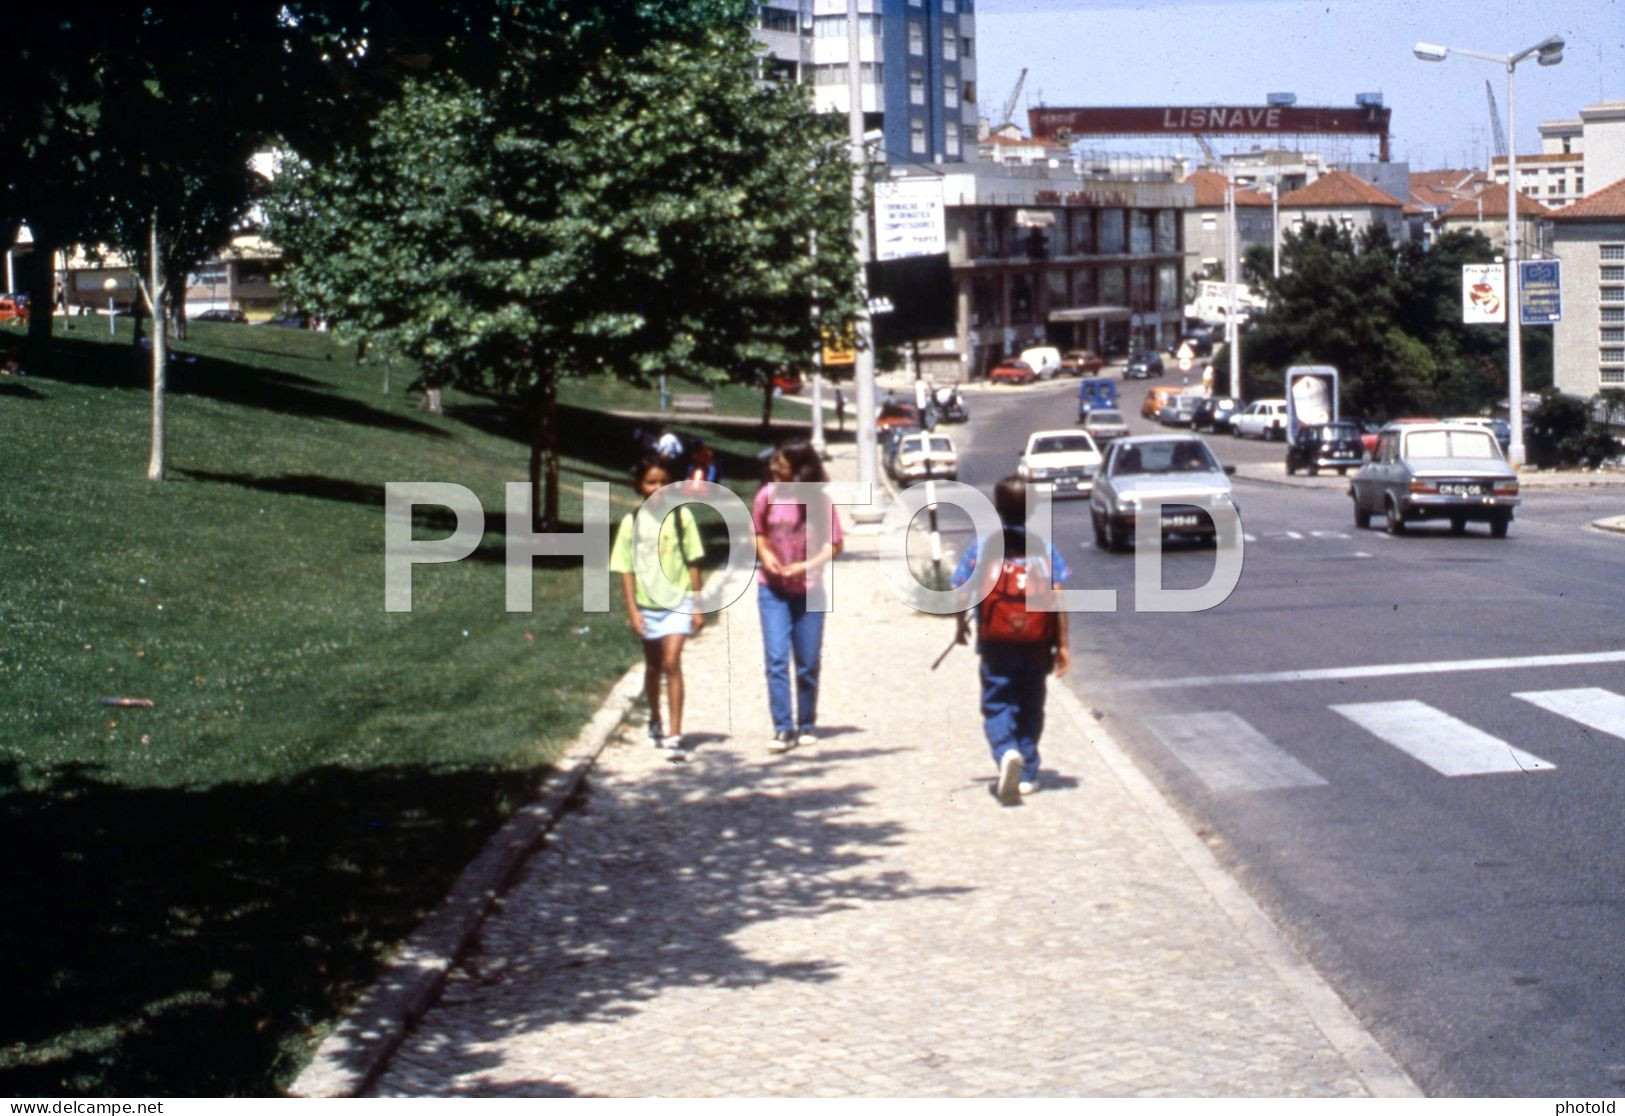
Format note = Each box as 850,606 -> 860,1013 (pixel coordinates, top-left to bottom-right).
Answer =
1602,328 -> 1624,344
1071,211 -> 1094,253
759,56 -> 798,83
961,36 -> 972,58
1044,270 -> 1067,306
1602,349 -> 1625,364
1154,210 -> 1178,253
1201,214 -> 1217,232
1098,209 -> 1125,254
1100,267 -> 1126,305
1577,178 -> 1585,193
1602,245 -> 1625,260
1129,210 -> 1152,254
1550,181 -> 1565,196
1604,369 -> 1625,384
963,80 -> 975,103
1602,266 -> 1625,283
944,73 -> 959,108
758,5 -> 799,33
910,118 -> 927,155
1130,266 -> 1152,309
813,64 -> 847,85
943,29 -> 957,60
945,127 -> 960,157
1602,288 -> 1625,304
971,276 -> 998,328
1604,307 -> 1625,323
1240,216 -> 1253,234
1562,137 -> 1572,153
1157,265 -> 1180,310
1072,268 -> 1097,304
908,19 -> 923,53
910,69 -> 925,105
1010,273 -> 1035,323
943,0 -> 956,10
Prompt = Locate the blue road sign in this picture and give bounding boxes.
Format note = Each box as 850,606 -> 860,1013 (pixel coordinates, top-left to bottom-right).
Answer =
1520,260 -> 1562,325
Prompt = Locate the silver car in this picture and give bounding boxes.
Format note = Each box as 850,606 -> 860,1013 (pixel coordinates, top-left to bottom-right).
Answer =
1089,434 -> 1239,552
1349,423 -> 1520,537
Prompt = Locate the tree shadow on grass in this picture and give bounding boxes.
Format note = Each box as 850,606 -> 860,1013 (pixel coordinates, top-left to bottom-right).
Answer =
35,338 -> 448,439
369,745 -> 969,1097
0,380 -> 44,399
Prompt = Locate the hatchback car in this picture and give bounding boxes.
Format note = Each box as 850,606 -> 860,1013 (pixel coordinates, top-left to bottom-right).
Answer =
1191,395 -> 1241,433
1090,434 -> 1239,552
1286,421 -> 1366,475
1123,352 -> 1165,380
1018,429 -> 1103,498
1082,408 -> 1130,444
1231,399 -> 1288,440
1157,394 -> 1202,427
989,358 -> 1036,385
1349,423 -> 1519,537
1060,349 -> 1105,377
889,431 -> 958,484
193,308 -> 247,323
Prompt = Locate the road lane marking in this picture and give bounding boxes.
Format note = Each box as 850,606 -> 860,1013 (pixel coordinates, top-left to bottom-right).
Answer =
1143,712 -> 1328,792
1092,650 -> 1625,692
1330,700 -> 1554,776
1512,687 -> 1625,741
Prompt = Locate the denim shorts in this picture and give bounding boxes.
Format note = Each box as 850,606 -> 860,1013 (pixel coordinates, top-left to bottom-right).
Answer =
639,606 -> 694,641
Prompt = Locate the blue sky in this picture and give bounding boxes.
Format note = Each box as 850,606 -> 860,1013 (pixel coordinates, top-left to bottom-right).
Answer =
973,0 -> 1624,171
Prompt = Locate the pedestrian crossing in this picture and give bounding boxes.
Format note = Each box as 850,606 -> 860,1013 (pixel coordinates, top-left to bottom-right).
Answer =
1137,687 -> 1625,793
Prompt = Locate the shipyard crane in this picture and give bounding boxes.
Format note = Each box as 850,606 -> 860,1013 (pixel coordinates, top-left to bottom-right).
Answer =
1486,79 -> 1507,159
1000,67 -> 1028,130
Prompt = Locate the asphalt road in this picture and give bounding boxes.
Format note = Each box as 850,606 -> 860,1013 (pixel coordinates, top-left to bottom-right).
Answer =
931,372 -> 1625,1097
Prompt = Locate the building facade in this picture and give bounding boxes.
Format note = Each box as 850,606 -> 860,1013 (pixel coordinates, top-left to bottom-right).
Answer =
1492,100 -> 1625,210
1277,170 -> 1406,243
1548,176 -> 1625,398
1179,169 -> 1275,282
752,0 -> 980,164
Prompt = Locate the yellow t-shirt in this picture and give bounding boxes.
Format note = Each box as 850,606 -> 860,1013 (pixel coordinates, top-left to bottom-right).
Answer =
609,508 -> 704,610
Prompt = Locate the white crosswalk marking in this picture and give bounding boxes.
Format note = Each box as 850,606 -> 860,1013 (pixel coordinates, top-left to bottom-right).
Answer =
1512,688 -> 1625,741
1143,712 -> 1328,792
1330,700 -> 1555,776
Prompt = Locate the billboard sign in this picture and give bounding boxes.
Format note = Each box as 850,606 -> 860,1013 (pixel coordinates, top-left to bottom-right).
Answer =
874,178 -> 946,261
1519,260 -> 1562,324
1462,264 -> 1506,324
1285,365 -> 1338,443
866,253 -> 955,348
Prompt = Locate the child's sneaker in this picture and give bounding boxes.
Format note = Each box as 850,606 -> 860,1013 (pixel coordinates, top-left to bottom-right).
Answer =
661,734 -> 685,751
795,726 -> 817,747
996,750 -> 1023,805
768,729 -> 797,753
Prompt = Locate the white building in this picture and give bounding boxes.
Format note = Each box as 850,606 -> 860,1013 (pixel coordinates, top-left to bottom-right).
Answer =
1492,99 -> 1625,210
1548,176 -> 1625,398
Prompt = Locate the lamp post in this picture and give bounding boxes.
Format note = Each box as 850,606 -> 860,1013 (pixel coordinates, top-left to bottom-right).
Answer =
103,276 -> 118,336
845,0 -> 882,521
1414,34 -> 1564,468
1223,162 -> 1241,399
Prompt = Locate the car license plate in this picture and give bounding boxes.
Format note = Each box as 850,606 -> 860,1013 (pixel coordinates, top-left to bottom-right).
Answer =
1439,482 -> 1484,496
1163,513 -> 1199,527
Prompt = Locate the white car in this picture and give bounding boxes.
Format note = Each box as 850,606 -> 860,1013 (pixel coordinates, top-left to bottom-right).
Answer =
1232,399 -> 1288,441
1018,428 -> 1103,498
890,432 -> 958,484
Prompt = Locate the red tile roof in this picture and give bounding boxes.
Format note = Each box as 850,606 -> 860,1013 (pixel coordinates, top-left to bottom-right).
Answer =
1549,176 -> 1625,221
1182,170 -> 1273,208
1491,152 -> 1582,166
1278,170 -> 1404,209
1440,191 -> 1552,220
1410,168 -> 1483,191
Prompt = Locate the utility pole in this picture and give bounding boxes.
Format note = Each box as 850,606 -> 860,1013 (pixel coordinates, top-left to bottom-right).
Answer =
846,0 -> 882,520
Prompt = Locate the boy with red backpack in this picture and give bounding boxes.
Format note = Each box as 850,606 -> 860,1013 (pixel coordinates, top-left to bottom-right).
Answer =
953,476 -> 1072,805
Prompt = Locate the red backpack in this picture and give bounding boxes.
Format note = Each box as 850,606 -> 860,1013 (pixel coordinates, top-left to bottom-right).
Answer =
977,553 -> 1057,645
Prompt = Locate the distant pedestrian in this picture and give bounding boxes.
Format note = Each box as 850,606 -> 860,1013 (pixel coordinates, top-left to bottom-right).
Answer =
611,456 -> 705,750
953,476 -> 1071,804
754,436 -> 843,753
835,388 -> 846,432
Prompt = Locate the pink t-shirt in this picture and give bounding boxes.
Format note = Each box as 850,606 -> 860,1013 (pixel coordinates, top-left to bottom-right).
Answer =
753,483 -> 843,593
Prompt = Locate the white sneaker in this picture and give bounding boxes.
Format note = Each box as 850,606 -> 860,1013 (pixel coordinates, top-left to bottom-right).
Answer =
1018,779 -> 1039,796
996,750 -> 1023,805
769,730 -> 797,753
796,727 -> 817,747
661,734 -> 684,751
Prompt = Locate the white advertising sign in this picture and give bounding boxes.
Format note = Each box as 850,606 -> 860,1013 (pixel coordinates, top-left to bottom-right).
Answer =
875,179 -> 946,261
1462,263 -> 1506,324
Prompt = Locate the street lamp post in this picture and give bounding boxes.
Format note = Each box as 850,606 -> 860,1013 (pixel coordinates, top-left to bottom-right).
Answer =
845,0 -> 882,521
1414,34 -> 1564,468
103,276 -> 118,336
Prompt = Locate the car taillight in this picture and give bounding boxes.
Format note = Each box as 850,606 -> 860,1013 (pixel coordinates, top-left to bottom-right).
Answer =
1492,480 -> 1519,495
1408,480 -> 1437,495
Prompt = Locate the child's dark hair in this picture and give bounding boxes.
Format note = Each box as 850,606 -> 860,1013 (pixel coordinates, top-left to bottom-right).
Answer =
775,436 -> 827,483
631,455 -> 672,485
993,475 -> 1027,523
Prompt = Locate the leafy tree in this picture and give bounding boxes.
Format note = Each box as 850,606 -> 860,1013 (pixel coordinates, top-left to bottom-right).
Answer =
267,8 -> 859,527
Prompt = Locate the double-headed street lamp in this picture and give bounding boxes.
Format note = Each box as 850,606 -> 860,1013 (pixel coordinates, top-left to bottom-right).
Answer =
1414,34 -> 1564,468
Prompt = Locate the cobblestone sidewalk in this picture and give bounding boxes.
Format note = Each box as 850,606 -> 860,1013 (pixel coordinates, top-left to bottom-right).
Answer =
364,468 -> 1417,1097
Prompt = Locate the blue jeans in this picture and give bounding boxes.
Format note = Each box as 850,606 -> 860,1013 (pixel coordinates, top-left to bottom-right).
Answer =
758,582 -> 826,734
979,644 -> 1051,782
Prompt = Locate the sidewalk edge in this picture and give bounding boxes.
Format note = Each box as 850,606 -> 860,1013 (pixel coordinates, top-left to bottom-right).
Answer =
287,662 -> 648,1098
1049,683 -> 1424,1099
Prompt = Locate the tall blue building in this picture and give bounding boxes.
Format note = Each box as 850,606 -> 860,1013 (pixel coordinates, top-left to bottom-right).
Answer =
752,0 -> 981,165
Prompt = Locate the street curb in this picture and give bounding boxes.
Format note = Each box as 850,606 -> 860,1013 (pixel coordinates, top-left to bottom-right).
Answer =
1048,683 -> 1424,1099
287,662 -> 648,1098
1591,516 -> 1625,535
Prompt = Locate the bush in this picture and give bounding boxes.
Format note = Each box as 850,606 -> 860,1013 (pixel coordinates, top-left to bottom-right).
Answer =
1526,389 -> 1625,467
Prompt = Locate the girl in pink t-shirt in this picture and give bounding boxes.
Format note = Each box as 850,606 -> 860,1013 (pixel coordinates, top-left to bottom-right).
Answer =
753,437 -> 843,753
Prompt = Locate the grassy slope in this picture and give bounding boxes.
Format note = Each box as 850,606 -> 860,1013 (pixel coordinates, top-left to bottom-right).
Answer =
0,320 -> 780,1095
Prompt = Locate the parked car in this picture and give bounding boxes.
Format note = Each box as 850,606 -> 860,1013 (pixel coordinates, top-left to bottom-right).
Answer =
932,384 -> 968,423
1090,434 -> 1239,552
1019,346 -> 1063,381
1081,408 -> 1131,445
1123,352 -> 1165,380
193,308 -> 247,323
989,358 -> 1036,385
256,313 -> 309,328
889,431 -> 958,484
1192,395 -> 1242,434
1017,429 -> 1103,498
1076,376 -> 1119,418
1349,422 -> 1520,537
1444,416 -> 1512,454
771,371 -> 804,395
1231,399 -> 1288,440
1060,349 -> 1105,377
880,423 -> 923,477
876,401 -> 922,433
1157,393 -> 1202,427
1286,421 -> 1366,475
1141,384 -> 1181,420
0,293 -> 30,322
1342,415 -> 1385,457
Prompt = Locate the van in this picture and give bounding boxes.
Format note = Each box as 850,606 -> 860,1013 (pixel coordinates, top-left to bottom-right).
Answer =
1018,346 -> 1062,381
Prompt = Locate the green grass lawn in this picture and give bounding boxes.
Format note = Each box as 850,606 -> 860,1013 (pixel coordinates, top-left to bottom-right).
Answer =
0,320 -> 794,1095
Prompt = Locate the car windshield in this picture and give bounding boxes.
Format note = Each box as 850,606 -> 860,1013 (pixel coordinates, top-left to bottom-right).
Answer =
1030,435 -> 1095,455
1087,411 -> 1125,425
1113,441 -> 1220,475
1404,429 -> 1498,459
1319,423 -> 1359,440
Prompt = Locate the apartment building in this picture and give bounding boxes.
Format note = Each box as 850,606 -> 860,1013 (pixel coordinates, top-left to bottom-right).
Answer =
1491,100 -> 1625,210
752,0 -> 980,164
1276,170 -> 1407,243
1548,176 -> 1625,397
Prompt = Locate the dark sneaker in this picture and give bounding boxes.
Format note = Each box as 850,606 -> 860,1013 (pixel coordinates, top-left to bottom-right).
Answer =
769,729 -> 797,754
996,750 -> 1023,806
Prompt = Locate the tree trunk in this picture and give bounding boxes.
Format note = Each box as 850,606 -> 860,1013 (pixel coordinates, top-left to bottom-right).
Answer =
761,379 -> 775,429
143,215 -> 168,482
171,283 -> 187,342
530,377 -> 561,531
